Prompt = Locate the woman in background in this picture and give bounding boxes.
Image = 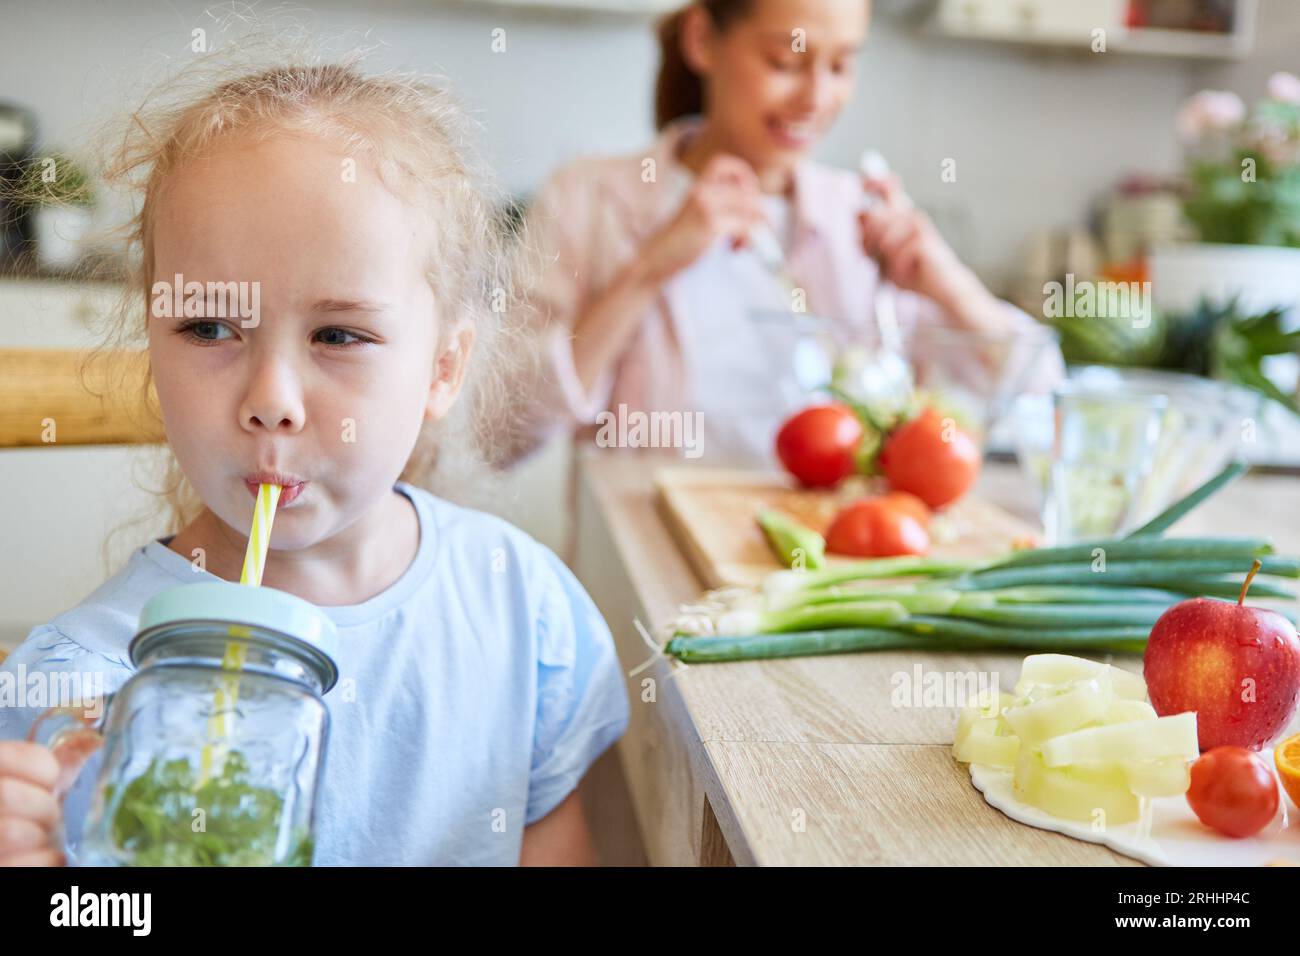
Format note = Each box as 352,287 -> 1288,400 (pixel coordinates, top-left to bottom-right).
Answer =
515,0 -> 1060,466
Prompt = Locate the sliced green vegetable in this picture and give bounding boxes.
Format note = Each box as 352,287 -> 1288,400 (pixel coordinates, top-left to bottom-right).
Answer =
1040,712 -> 1199,766
756,509 -> 826,570
1016,654 -> 1148,699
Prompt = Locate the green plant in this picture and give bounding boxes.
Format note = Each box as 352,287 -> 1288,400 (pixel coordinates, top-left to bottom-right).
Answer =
1050,296 -> 1300,419
1178,81 -> 1300,247
1209,302 -> 1300,418
1184,154 -> 1300,248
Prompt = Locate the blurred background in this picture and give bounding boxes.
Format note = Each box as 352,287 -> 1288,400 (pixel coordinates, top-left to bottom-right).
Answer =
2,0 -> 1298,645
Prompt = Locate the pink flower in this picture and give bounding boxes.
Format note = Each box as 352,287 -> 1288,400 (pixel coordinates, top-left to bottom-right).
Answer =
1267,71 -> 1300,105
1177,90 -> 1246,142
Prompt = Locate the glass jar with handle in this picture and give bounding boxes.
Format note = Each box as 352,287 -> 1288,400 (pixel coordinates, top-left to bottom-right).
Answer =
29,580 -> 338,867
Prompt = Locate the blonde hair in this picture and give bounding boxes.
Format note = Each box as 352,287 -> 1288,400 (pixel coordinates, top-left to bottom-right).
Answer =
51,26 -> 539,573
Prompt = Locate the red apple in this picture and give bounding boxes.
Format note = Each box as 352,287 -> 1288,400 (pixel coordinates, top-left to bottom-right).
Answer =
1144,562 -> 1300,752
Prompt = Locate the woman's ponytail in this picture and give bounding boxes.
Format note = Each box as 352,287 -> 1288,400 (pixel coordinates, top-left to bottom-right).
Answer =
653,1 -> 754,131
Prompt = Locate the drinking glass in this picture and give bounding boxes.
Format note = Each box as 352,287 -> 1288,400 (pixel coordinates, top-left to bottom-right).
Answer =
1044,382 -> 1168,543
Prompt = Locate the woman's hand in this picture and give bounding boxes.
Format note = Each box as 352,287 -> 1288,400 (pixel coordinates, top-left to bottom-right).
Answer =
0,741 -> 65,866
633,154 -> 770,287
858,173 -> 1002,327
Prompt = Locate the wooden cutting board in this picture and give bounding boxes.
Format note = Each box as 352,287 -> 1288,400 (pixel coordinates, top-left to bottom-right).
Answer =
655,466 -> 1039,589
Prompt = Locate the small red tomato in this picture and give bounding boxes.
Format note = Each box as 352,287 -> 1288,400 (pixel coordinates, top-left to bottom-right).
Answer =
879,407 -> 981,509
775,404 -> 864,488
882,490 -> 932,529
1186,746 -> 1279,839
825,497 -> 930,558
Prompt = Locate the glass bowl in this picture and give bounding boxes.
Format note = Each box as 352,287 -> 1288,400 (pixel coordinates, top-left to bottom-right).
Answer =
1012,366 -> 1263,532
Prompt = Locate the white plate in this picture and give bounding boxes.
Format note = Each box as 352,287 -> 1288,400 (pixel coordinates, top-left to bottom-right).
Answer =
969,748 -> 1300,866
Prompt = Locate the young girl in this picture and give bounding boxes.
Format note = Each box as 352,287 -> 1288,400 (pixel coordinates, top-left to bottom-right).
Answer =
0,58 -> 628,866
515,0 -> 1062,465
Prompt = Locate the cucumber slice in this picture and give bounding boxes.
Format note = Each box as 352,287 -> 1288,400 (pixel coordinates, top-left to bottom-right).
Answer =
1040,712 -> 1198,767
1103,699 -> 1158,724
1014,654 -> 1147,701
955,721 -> 1020,767
1003,679 -> 1112,745
953,693 -> 1009,750
1123,757 -> 1192,798
961,728 -> 1019,764
1013,746 -> 1140,825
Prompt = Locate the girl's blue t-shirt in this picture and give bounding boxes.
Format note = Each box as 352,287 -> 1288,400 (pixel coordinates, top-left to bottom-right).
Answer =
0,482 -> 630,865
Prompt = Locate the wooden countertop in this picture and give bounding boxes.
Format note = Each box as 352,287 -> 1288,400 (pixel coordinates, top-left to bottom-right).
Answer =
573,448 -> 1300,866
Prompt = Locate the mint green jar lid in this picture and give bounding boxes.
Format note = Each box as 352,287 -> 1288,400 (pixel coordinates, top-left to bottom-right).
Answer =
134,581 -> 339,692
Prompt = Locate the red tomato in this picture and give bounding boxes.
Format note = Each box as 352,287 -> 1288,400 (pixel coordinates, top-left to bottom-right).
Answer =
1186,746 -> 1280,838
879,407 -> 981,509
882,490 -> 932,529
775,404 -> 864,488
825,497 -> 930,558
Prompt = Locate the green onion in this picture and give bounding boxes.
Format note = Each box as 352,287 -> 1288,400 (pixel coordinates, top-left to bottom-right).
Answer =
1136,575 -> 1297,600
1125,461 -> 1249,537
947,603 -> 1168,628
763,557 -> 983,597
984,536 -> 1272,569
961,558 -> 1300,591
715,600 -> 908,635
765,586 -> 995,615
665,628 -> 964,662
665,621 -> 1148,662
965,573 -> 1293,601
893,616 -> 1150,650
987,586 -> 1191,604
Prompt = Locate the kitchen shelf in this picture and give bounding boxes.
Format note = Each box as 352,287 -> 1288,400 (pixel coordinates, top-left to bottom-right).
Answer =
1112,24 -> 1255,58
926,0 -> 1258,61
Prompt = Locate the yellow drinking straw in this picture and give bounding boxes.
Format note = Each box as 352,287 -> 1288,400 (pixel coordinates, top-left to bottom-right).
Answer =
197,482 -> 281,786
239,482 -> 282,589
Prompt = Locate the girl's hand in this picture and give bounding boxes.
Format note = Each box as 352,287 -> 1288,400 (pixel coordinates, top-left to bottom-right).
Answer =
633,154 -> 770,287
0,741 -> 65,866
858,173 -> 996,319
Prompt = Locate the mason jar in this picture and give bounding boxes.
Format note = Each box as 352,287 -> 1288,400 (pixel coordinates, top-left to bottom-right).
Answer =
29,580 -> 338,866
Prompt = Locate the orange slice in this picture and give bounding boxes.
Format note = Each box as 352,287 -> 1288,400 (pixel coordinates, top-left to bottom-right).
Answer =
1275,732 -> 1300,812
